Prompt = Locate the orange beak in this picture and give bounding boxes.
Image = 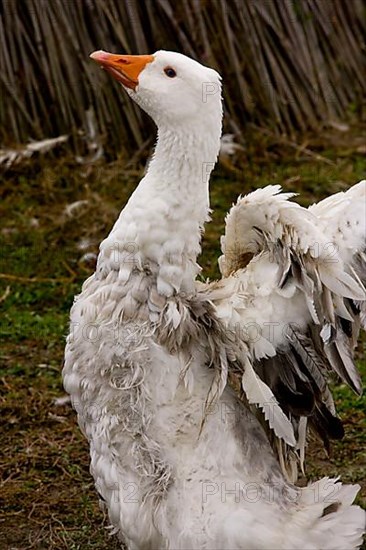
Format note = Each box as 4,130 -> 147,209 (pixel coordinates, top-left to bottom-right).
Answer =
90,50 -> 154,90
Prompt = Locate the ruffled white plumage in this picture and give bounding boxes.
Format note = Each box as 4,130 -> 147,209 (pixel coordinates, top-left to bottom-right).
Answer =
208,182 -> 365,479
63,51 -> 365,549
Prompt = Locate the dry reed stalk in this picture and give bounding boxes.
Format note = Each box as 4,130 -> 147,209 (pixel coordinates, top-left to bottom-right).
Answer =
1,0 -> 365,153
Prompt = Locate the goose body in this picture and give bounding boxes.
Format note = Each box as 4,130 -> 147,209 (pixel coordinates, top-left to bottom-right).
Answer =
63,50 -> 365,549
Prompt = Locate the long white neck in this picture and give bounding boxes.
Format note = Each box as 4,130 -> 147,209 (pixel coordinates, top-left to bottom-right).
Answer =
98,118 -> 222,296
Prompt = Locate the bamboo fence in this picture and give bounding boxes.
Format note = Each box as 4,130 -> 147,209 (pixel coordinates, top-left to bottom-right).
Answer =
1,0 -> 365,153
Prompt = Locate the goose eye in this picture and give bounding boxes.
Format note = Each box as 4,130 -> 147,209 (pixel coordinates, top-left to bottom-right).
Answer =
164,67 -> 177,78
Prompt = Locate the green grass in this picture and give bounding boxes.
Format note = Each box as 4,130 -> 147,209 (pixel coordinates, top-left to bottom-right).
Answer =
0,127 -> 365,548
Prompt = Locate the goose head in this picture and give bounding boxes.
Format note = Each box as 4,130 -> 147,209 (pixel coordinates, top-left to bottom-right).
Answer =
90,50 -> 222,131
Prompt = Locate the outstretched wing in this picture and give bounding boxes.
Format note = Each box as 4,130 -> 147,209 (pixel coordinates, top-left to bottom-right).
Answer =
203,183 -> 365,478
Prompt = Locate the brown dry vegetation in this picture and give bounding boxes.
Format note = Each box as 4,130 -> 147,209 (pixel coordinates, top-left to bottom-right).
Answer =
1,0 -> 365,153
0,127 -> 365,549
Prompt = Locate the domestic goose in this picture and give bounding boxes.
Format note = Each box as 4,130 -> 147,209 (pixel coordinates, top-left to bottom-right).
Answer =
63,50 -> 366,549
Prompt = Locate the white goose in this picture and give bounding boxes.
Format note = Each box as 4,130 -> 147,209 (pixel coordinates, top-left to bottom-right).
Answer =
63,50 -> 366,549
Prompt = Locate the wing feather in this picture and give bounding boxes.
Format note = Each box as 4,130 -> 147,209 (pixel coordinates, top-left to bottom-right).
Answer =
204,181 -> 365,478
241,356 -> 296,447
